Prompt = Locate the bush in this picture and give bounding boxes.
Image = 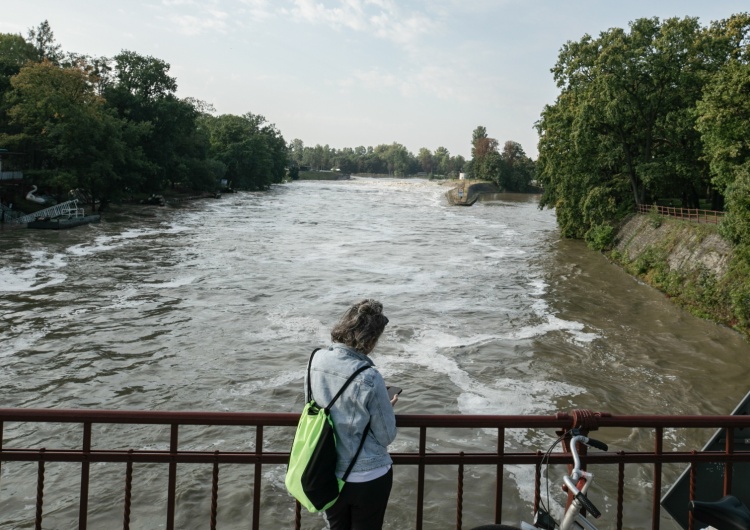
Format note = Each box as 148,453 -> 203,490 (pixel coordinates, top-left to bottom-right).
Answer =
585,223 -> 615,251
719,166 -> 750,245
647,206 -> 663,228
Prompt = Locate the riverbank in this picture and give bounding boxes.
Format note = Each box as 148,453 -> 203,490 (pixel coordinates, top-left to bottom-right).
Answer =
610,213 -> 749,338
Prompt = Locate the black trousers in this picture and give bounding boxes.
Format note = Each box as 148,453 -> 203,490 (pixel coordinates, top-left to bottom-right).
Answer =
325,468 -> 393,530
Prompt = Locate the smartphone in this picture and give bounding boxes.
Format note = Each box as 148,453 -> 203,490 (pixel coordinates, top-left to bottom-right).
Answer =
387,386 -> 403,400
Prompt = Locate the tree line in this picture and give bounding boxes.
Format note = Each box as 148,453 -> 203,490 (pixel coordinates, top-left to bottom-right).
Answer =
0,21 -> 539,213
535,13 -> 750,250
286,132 -> 536,193
287,139 -> 467,179
0,21 -> 288,210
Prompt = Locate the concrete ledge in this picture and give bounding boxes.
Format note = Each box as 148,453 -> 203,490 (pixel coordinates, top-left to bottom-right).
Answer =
446,181 -> 500,206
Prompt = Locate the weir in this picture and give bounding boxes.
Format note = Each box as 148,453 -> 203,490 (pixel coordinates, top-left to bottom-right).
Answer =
1,408 -> 749,530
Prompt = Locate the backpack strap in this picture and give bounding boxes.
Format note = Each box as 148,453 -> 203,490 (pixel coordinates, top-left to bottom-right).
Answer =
324,364 -> 370,412
342,421 -> 371,481
306,348 -> 321,403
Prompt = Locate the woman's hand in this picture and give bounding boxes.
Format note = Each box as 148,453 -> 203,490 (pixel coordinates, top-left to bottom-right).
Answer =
390,393 -> 398,406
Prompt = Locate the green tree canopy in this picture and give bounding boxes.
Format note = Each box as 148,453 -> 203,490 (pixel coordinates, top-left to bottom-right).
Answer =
26,20 -> 62,64
202,113 -> 287,190
536,15 -> 729,241
5,60 -> 136,203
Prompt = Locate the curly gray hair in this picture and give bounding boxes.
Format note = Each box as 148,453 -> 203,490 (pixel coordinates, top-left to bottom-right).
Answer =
330,299 -> 389,354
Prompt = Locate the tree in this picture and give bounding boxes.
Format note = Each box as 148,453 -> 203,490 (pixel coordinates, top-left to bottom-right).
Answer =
417,148 -> 433,174
5,60 -> 136,205
0,33 -> 36,89
27,20 -> 62,64
433,146 -> 450,176
470,126 -> 487,159
469,125 -> 500,182
696,14 -> 750,196
0,33 -> 37,133
203,113 -> 287,190
697,60 -> 750,211
497,141 -> 535,191
381,143 -> 413,176
289,138 -> 305,165
696,14 -> 750,245
104,51 -> 209,192
452,154 -> 466,177
536,16 -> 716,240
108,50 -> 177,104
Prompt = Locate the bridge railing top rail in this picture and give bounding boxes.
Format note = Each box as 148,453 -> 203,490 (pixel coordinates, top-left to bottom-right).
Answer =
2,408 -> 749,530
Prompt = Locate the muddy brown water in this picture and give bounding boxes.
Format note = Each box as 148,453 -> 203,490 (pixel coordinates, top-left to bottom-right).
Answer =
1,178 -> 747,528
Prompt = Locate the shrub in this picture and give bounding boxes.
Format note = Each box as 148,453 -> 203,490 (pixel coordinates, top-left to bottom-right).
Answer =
585,223 -> 615,251
647,206 -> 663,228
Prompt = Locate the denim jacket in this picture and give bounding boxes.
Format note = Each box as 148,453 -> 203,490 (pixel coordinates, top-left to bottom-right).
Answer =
306,343 -> 397,477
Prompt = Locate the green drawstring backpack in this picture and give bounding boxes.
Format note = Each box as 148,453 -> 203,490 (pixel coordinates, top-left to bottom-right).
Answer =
285,348 -> 371,512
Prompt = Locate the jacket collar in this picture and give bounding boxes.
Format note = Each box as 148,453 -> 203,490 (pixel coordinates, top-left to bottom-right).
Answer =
330,343 -> 375,366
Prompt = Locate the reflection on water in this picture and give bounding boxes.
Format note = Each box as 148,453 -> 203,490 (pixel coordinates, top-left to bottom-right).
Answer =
1,178 -> 748,528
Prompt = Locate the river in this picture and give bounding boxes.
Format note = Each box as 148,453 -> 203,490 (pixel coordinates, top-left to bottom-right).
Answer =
1,178 -> 748,529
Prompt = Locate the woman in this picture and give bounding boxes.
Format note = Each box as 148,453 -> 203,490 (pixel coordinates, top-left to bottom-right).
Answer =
307,299 -> 398,530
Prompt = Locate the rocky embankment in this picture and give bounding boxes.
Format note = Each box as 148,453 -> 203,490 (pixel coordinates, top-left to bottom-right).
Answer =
614,214 -> 733,278
610,213 -> 748,337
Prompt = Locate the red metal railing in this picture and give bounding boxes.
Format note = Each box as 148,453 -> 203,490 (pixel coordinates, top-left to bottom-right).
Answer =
2,408 -> 750,529
636,204 -> 725,224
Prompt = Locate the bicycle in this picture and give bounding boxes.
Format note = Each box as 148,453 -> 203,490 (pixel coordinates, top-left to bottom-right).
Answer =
473,429 -> 750,530
471,429 -> 608,530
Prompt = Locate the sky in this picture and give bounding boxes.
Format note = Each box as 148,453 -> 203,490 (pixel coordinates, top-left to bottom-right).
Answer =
1,1 -> 748,160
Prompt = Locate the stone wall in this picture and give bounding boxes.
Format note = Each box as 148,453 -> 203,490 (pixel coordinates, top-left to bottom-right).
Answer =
615,214 -> 733,278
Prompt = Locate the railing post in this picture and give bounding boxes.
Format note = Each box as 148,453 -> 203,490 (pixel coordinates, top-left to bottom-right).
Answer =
211,451 -> 219,530
253,426 -> 263,530
724,427 -> 734,496
167,424 -> 178,530
456,451 -> 464,530
689,453 -> 697,530
652,427 -> 663,530
416,426 -> 426,530
616,454 -> 624,530
495,428 -> 504,524
124,450 -> 133,530
533,450 -> 542,517
79,422 -> 92,530
36,448 -> 45,530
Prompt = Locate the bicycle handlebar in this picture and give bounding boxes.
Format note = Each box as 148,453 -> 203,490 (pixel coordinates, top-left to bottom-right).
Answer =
566,435 -> 608,520
584,437 -> 608,452
576,491 -> 602,518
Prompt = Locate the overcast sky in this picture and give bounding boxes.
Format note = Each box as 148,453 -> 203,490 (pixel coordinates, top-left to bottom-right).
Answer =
2,1 -> 748,159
